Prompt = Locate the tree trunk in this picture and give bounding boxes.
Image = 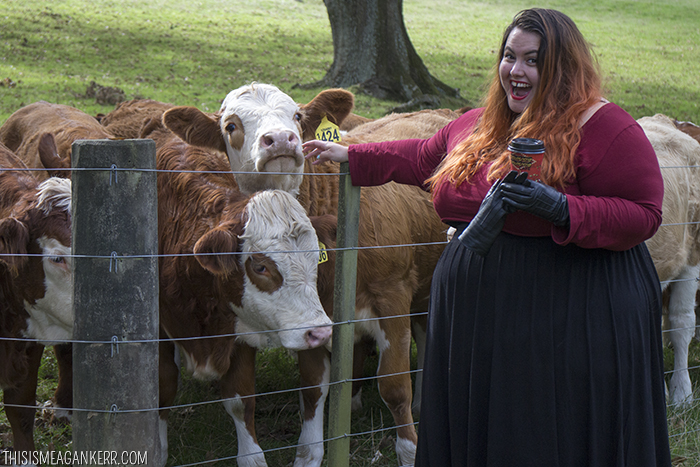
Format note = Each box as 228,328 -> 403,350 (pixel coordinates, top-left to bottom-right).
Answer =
319,0 -> 460,102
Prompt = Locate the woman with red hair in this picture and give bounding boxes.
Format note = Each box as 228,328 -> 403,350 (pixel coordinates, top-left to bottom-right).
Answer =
304,8 -> 671,466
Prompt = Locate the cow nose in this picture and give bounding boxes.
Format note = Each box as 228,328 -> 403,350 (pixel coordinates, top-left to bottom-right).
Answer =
305,324 -> 332,348
260,130 -> 298,149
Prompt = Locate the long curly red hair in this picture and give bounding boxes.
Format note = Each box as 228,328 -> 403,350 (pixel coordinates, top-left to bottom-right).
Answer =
428,8 -> 603,191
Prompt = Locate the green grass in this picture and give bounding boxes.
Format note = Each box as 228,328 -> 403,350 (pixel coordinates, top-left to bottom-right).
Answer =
1,0 -> 699,123
1,0 -> 700,465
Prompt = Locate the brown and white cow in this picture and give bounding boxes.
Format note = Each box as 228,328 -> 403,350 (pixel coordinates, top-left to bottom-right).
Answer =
0,143 -> 72,454
121,121 -> 333,467
0,101 -> 116,426
163,83 -> 452,466
0,101 -> 113,180
639,113 -> 700,405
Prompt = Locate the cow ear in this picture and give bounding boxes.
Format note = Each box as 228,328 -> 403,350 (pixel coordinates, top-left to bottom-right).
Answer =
193,226 -> 241,276
310,214 -> 338,247
38,133 -> 70,178
139,117 -> 166,139
298,89 -> 355,141
163,107 -> 227,153
309,214 -> 337,316
0,218 -> 29,274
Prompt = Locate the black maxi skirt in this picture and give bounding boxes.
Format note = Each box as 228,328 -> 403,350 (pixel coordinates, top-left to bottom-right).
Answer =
415,230 -> 672,467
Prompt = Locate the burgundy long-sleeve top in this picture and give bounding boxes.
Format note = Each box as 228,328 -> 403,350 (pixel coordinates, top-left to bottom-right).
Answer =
348,104 -> 663,251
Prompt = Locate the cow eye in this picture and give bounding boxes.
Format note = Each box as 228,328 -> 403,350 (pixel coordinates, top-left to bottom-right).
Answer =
225,123 -> 236,133
294,113 -> 302,122
49,256 -> 65,264
251,262 -> 267,275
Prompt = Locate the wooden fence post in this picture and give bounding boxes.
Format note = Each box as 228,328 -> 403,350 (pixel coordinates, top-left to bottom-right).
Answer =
327,162 -> 361,467
71,139 -> 160,465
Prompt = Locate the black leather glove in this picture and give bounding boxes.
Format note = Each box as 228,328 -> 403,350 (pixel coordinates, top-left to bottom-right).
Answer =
458,171 -> 526,256
501,179 -> 570,227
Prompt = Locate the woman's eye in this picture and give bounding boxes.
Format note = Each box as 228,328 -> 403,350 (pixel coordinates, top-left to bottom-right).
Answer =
225,123 -> 236,133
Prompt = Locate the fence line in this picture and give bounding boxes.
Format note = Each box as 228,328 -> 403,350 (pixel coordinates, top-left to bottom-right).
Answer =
1,160 -> 699,465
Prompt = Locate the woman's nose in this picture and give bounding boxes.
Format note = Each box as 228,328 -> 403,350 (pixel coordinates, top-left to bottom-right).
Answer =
510,61 -> 524,76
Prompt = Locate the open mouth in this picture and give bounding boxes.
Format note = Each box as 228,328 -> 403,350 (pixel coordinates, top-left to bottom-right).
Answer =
510,81 -> 532,101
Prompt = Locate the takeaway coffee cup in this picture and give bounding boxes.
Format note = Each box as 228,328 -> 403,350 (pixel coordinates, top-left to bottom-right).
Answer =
508,137 -> 545,181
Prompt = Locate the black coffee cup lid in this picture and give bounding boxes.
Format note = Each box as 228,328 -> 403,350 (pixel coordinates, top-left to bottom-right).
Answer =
508,137 -> 545,154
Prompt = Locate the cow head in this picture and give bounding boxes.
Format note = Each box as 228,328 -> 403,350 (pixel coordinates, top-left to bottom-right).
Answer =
163,83 -> 355,196
194,189 -> 333,351
0,177 -> 73,344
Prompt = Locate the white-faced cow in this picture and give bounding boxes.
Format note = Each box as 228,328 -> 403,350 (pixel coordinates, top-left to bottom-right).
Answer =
163,83 -> 452,466
0,101 -> 115,426
638,113 -> 700,405
0,142 -> 72,454
130,121 -> 334,467
0,101 -> 113,180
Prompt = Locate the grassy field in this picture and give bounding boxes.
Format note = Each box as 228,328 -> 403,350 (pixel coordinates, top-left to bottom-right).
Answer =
1,0 -> 700,465
0,0 -> 699,123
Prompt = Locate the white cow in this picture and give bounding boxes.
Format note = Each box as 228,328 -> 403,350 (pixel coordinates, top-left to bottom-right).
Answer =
639,113 -> 700,405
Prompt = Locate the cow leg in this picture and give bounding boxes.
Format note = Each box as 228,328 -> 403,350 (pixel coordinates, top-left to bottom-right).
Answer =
667,264 -> 699,405
410,314 -> 427,420
375,314 -> 417,467
350,336 -> 375,412
221,342 -> 267,467
294,346 -> 331,467
4,343 -> 43,454
695,291 -> 700,341
51,344 -> 72,420
158,337 -> 179,467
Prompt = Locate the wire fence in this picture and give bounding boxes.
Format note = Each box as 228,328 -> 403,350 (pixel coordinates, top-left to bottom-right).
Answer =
1,154 -> 699,466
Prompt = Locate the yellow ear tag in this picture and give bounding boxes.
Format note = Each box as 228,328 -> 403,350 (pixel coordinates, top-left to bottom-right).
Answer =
318,241 -> 329,264
315,116 -> 342,143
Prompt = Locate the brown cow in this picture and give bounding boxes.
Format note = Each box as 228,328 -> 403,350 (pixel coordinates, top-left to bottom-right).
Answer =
162,83 -> 453,466
0,143 -> 72,454
0,101 -> 113,180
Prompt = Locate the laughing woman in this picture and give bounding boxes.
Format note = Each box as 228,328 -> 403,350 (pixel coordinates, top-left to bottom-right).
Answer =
304,8 -> 671,467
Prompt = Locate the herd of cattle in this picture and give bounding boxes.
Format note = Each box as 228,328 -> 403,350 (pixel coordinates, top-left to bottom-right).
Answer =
0,82 -> 699,467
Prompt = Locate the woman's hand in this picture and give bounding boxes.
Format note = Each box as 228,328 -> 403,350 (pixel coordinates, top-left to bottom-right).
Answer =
302,140 -> 349,165
501,179 -> 570,227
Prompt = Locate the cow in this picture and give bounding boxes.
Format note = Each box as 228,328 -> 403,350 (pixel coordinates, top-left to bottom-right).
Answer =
638,113 -> 700,405
162,83 -> 453,466
0,142 -> 72,455
0,101 -> 113,180
0,101 -> 117,426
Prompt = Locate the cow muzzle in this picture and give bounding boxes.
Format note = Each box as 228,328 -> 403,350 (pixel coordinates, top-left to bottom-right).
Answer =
256,130 -> 304,173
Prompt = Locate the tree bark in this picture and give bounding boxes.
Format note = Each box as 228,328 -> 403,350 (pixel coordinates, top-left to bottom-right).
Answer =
317,0 -> 460,102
